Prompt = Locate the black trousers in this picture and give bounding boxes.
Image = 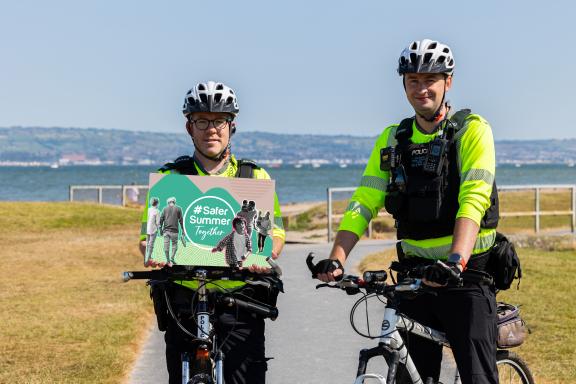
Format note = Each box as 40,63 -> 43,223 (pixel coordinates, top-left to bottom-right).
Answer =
164,296 -> 267,384
397,282 -> 499,384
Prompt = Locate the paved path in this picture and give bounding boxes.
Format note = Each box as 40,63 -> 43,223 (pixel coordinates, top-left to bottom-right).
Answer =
129,240 -> 456,383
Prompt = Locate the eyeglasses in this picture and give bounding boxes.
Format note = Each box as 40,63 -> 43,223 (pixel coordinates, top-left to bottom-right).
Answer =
190,118 -> 231,131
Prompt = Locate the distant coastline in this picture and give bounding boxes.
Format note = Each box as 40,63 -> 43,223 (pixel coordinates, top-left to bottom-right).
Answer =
2,163 -> 576,204
1,126 -> 575,167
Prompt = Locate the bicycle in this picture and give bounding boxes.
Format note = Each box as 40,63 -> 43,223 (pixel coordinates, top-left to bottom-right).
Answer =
306,253 -> 534,384
123,257 -> 282,384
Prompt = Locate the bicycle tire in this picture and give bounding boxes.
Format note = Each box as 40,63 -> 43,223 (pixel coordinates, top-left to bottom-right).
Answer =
496,350 -> 535,384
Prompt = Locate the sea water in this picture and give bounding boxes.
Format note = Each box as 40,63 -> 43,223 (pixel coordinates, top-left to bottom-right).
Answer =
1,164 -> 575,204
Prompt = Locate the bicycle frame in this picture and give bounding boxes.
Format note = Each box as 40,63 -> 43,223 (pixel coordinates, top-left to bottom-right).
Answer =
124,263 -> 280,384
306,254 -> 532,384
180,269 -> 223,384
354,301 -> 459,384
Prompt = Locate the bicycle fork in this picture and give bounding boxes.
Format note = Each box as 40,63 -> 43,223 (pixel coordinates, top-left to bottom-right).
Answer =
184,269 -> 217,384
354,307 -> 423,384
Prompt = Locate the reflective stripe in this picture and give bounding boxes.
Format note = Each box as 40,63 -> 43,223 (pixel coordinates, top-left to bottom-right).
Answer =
462,168 -> 494,185
345,201 -> 373,222
401,229 -> 496,259
386,125 -> 399,147
474,230 -> 497,253
274,216 -> 284,229
454,119 -> 471,172
360,176 -> 388,192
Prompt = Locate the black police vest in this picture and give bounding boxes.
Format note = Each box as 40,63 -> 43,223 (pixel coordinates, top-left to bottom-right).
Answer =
159,155 -> 259,178
384,111 -> 499,240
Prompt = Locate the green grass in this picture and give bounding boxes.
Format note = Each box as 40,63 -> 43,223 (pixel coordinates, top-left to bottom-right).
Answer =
0,202 -> 142,231
357,243 -> 576,384
0,202 -> 151,383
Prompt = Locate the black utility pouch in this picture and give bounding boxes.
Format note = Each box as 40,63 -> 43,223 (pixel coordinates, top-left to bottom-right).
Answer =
150,281 -> 169,332
384,191 -> 404,217
407,176 -> 443,222
257,276 -> 283,308
408,194 -> 441,222
489,232 -> 522,290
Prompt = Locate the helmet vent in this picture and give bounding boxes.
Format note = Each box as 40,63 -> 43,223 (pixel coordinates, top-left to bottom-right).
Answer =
448,59 -> 454,66
410,53 -> 418,64
226,97 -> 234,105
423,52 -> 432,64
428,42 -> 437,49
216,84 -> 224,90
411,42 -> 418,50
187,97 -> 196,105
186,90 -> 192,95
214,93 -> 222,103
437,55 -> 446,64
199,93 -> 208,104
229,90 -> 234,94
198,84 -> 206,91
443,47 -> 450,53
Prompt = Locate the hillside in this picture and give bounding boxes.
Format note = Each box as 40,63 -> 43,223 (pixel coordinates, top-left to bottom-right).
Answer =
1,126 -> 575,165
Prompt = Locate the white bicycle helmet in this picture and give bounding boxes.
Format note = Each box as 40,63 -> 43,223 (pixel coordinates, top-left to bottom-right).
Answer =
398,39 -> 455,76
182,81 -> 239,117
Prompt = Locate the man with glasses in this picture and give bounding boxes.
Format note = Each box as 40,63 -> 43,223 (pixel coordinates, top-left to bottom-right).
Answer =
314,40 -> 500,384
139,81 -> 285,384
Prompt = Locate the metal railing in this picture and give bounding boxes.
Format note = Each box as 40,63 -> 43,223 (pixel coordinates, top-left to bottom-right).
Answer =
327,184 -> 576,242
69,184 -> 149,206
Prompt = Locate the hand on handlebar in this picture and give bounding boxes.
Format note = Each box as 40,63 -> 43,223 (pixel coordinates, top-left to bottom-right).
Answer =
245,264 -> 271,274
306,253 -> 345,282
422,260 -> 462,287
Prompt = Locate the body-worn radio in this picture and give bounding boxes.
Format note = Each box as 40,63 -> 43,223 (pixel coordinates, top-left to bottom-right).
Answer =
380,147 -> 399,171
423,138 -> 448,175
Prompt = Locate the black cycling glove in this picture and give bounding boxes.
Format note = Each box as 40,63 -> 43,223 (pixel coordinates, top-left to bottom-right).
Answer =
310,258 -> 344,279
423,260 -> 461,286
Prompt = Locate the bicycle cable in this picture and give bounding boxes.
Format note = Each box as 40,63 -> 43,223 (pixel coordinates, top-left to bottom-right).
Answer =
350,293 -> 388,339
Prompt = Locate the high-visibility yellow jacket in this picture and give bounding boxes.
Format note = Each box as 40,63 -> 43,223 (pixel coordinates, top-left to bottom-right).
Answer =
339,113 -> 496,259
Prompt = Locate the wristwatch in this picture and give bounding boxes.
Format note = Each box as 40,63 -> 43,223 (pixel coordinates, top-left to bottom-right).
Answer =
447,253 -> 467,271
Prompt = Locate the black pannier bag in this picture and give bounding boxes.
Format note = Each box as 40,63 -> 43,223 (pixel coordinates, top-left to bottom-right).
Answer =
489,232 -> 522,290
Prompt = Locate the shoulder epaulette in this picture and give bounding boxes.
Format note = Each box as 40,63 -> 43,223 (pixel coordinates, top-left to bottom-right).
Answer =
158,155 -> 198,175
235,158 -> 260,179
395,117 -> 414,146
449,109 -> 472,131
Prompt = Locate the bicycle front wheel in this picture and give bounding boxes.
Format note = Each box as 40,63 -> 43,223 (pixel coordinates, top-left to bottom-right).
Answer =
496,350 -> 534,384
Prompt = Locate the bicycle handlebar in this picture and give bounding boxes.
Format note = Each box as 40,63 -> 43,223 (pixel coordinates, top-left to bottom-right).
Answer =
122,265 -> 281,320
123,261 -> 281,283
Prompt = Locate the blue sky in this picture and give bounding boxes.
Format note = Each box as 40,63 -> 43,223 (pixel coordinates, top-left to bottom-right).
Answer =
0,0 -> 573,140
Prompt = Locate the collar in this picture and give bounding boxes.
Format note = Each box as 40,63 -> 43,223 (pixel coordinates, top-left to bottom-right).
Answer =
192,154 -> 236,177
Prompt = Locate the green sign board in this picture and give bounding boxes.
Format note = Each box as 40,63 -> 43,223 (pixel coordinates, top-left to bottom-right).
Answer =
144,173 -> 275,268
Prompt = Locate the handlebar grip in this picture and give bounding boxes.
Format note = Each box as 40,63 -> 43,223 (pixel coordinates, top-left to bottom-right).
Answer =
219,296 -> 278,320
